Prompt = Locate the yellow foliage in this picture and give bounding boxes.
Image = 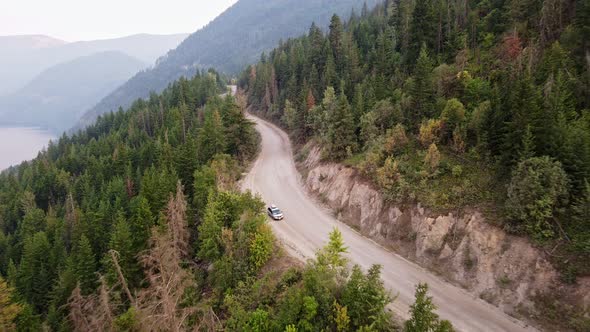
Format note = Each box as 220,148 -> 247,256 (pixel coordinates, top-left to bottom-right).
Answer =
0,277 -> 22,331
384,124 -> 409,154
419,119 -> 442,147
376,157 -> 401,190
424,143 -> 441,172
333,301 -> 351,332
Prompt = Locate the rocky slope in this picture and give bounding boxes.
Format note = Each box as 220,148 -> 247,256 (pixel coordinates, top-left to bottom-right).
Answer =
299,144 -> 589,329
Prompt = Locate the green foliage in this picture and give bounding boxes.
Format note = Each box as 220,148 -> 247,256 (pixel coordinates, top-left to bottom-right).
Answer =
102,212 -> 140,287
73,235 -> 97,295
17,232 -> 52,312
221,229 -> 395,332
114,307 -> 140,332
440,99 -> 466,141
404,283 -> 454,332
328,93 -> 357,160
245,308 -> 270,332
571,181 -> 590,252
14,303 -> 42,332
506,157 -> 569,239
283,100 -> 298,131
198,190 -> 268,291
193,165 -> 218,219
411,45 -> 436,123
128,196 -> 154,252
198,109 -> 226,164
249,224 -> 274,271
342,265 -> 392,330
318,228 -> 348,269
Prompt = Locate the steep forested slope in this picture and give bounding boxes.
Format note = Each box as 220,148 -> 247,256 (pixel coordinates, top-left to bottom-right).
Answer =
0,67 -> 442,330
77,0 -> 381,129
241,2 -> 589,327
0,51 -> 146,132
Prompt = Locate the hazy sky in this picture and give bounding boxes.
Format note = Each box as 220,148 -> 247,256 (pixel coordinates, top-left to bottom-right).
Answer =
0,0 -> 238,41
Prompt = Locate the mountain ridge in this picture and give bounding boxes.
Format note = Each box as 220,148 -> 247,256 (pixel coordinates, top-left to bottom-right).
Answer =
76,0 -> 380,130
0,33 -> 188,96
0,51 -> 146,132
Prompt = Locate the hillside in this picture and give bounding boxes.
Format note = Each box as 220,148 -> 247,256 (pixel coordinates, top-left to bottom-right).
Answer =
0,51 -> 146,132
0,68 -> 443,331
0,33 -> 188,96
76,0 -> 381,130
241,0 -> 589,330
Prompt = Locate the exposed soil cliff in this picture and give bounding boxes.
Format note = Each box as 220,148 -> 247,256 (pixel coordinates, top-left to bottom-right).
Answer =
299,144 -> 589,330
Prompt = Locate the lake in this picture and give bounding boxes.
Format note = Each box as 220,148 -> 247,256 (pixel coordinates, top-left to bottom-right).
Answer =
0,127 -> 55,171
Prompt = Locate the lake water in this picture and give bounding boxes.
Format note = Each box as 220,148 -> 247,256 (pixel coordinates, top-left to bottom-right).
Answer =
0,127 -> 55,171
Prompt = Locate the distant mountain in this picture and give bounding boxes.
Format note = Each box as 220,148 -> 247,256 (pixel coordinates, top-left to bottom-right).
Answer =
0,34 -> 66,52
0,51 -> 146,132
0,33 -> 188,96
77,0 -> 380,129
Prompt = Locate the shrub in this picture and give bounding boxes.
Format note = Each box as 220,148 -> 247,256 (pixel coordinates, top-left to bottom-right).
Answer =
505,157 -> 569,240
376,157 -> 401,192
424,143 -> 441,173
249,224 -> 274,271
384,124 -> 409,155
451,165 -> 463,178
359,149 -> 383,177
440,98 -> 466,140
419,119 -> 442,147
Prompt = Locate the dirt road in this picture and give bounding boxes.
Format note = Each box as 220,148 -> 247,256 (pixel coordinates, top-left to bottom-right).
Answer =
241,113 -> 536,332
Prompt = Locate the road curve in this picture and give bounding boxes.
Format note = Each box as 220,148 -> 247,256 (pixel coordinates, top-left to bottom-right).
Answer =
241,113 -> 536,332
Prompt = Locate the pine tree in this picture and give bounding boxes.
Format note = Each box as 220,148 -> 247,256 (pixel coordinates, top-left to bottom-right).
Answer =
103,213 -> 137,287
352,84 -> 365,125
571,180 -> 590,252
342,264 -> 392,330
519,125 -> 536,161
411,45 -> 435,126
309,23 -> 325,70
198,109 -> 226,164
74,235 -> 97,295
537,71 -> 575,158
329,15 -> 345,72
501,75 -> 542,170
129,196 -> 154,252
324,52 -> 338,89
321,228 -> 348,268
342,265 -> 364,328
17,232 -> 52,312
282,100 -> 298,131
409,0 -> 437,63
328,93 -> 357,160
193,165 -> 218,218
405,283 -> 454,332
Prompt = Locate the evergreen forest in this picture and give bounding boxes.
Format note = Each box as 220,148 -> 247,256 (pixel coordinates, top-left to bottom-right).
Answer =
241,0 -> 590,283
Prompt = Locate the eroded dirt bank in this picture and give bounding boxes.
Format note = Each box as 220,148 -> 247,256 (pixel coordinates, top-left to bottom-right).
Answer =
300,144 -> 589,330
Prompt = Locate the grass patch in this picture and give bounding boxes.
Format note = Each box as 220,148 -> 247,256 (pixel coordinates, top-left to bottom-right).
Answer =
342,153 -> 366,167
497,275 -> 512,288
